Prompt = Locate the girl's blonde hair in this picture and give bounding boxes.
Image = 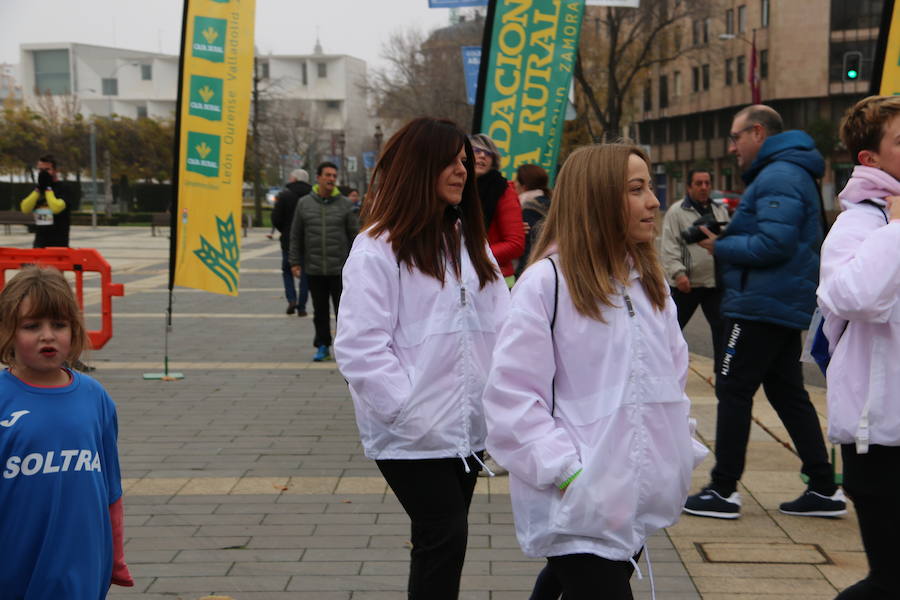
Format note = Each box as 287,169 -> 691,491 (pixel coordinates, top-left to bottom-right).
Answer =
0,266 -> 89,366
528,143 -> 667,321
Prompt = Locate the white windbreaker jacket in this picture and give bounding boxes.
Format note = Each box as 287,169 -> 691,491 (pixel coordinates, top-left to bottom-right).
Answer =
483,257 -> 707,561
335,230 -> 510,461
818,199 -> 900,450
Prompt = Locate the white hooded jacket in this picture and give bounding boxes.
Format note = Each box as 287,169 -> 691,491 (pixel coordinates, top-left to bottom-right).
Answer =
818,166 -> 900,450
483,257 -> 707,560
335,230 -> 510,461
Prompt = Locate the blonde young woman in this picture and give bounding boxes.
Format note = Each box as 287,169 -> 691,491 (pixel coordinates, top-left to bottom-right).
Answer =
482,144 -> 707,599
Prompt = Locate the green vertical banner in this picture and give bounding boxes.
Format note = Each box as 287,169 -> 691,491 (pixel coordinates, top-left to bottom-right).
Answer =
476,0 -> 583,183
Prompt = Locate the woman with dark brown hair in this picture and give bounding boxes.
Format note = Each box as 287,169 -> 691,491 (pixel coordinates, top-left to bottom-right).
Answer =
334,117 -> 509,600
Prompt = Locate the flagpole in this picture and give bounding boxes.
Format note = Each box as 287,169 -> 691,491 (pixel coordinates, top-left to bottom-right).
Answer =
145,0 -> 189,381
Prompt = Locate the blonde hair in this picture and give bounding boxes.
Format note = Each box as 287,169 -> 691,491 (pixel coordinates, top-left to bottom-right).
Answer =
528,144 -> 667,321
0,266 -> 89,366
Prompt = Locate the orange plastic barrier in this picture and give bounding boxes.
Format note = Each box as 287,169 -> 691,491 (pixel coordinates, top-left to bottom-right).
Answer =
0,247 -> 125,350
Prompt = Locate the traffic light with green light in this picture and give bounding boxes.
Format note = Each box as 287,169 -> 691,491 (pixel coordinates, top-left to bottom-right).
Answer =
843,51 -> 862,82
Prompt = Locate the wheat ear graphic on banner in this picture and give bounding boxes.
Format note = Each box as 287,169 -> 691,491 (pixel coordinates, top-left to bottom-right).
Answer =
193,214 -> 239,292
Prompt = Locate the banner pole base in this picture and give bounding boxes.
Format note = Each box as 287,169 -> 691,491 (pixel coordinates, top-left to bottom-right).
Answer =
142,309 -> 185,381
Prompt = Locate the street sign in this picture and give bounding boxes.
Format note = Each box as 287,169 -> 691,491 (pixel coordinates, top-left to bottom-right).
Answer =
346,156 -> 358,173
362,151 -> 376,170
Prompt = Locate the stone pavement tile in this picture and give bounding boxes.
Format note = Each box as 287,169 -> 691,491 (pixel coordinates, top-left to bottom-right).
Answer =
230,561 -> 363,576
285,476 -> 340,494
335,477 -> 388,494
175,549 -> 304,562
245,535 -> 370,549
693,576 -> 837,595
195,524 -> 316,537
125,525 -> 199,537
768,512 -> 864,553
124,549 -> 178,563
126,477 -> 189,495
145,513 -> 263,526
742,469 -> 814,493
303,548 -> 412,562
670,510 -> 789,541
262,513 -> 376,525
686,563 -> 824,578
744,441 -> 804,471
178,478 -> 241,495
312,524 -> 411,536
147,576 -> 290,593
285,575 -> 403,591
631,574 -> 701,592
354,594 -> 485,600
698,595 -> 826,600
128,562 -> 232,577
125,536 -> 250,550
819,550 -> 868,592
698,541 -> 828,564
215,502 -> 327,514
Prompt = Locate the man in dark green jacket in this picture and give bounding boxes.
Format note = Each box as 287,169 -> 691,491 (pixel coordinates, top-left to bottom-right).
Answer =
289,161 -> 359,361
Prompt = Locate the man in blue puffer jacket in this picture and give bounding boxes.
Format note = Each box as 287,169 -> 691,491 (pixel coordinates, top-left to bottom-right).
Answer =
683,105 -> 845,520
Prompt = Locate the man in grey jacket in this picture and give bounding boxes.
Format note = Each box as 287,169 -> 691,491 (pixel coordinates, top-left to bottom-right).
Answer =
660,168 -> 730,370
289,161 -> 359,361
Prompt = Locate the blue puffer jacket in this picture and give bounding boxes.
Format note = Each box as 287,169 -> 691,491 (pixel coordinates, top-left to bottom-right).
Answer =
715,130 -> 825,330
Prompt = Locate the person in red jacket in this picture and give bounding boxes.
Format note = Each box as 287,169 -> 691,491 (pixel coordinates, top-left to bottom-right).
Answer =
470,134 -> 525,286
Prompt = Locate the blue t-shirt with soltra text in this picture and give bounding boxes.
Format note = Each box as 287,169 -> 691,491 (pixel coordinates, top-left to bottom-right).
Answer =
0,369 -> 123,599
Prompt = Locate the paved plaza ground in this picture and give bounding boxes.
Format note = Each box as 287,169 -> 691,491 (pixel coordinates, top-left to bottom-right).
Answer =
1,224 -> 868,599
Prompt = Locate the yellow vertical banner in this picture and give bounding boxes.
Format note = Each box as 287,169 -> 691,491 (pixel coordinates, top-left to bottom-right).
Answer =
877,0 -> 900,95
173,0 -> 255,295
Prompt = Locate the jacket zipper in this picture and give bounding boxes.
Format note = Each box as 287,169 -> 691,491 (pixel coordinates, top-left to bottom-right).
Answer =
321,202 -> 327,276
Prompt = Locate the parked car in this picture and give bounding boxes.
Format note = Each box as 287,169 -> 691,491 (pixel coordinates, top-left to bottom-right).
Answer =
712,189 -> 741,214
265,186 -> 281,206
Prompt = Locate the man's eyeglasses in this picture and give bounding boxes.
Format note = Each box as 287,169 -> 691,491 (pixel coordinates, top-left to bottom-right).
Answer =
728,124 -> 757,144
472,147 -> 494,157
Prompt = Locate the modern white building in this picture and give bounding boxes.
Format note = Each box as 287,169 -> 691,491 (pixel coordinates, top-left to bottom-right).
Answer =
20,42 -> 178,119
255,40 -> 374,188
19,40 -> 374,187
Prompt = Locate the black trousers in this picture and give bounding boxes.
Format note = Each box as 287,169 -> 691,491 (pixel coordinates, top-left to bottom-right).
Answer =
307,274 -> 342,347
376,454 -> 482,600
529,552 -> 639,600
670,286 -> 724,371
834,444 -> 900,599
711,319 -> 834,495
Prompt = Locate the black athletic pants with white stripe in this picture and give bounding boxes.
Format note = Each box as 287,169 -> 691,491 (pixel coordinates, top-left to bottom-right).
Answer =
711,318 -> 835,496
835,444 -> 900,599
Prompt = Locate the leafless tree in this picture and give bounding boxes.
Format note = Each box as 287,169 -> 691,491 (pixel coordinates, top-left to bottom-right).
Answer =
575,0 -> 716,141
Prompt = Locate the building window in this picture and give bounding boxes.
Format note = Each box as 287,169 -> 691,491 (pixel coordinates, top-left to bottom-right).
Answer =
831,0 -> 882,31
738,5 -> 747,33
140,64 -> 152,80
692,66 -> 700,92
693,20 -> 701,46
703,18 -> 711,44
32,49 -> 70,95
737,55 -> 746,83
101,78 -> 118,96
761,0 -> 770,27
659,75 -> 669,109
301,63 -> 308,85
702,64 -> 710,90
643,80 -> 652,111
760,49 -> 768,79
725,58 -> 734,86
326,100 -> 340,109
725,9 -> 734,34
136,105 -> 148,118
673,71 -> 682,97
259,61 -> 269,79
675,27 -> 683,51
317,62 -> 327,78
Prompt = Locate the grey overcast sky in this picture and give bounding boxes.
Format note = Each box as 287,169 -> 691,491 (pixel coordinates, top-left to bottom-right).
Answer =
0,0 -> 452,70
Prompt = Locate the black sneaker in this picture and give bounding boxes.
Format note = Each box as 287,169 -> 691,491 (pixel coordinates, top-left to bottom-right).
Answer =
286,302 -> 297,315
684,487 -> 742,519
779,488 -> 847,517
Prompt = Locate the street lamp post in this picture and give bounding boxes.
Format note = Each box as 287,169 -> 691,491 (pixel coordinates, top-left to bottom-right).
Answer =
374,124 -> 383,155
90,121 -> 98,229
338,131 -> 346,173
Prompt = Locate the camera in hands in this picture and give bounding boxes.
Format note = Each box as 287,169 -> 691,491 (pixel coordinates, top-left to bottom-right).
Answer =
681,213 -> 726,244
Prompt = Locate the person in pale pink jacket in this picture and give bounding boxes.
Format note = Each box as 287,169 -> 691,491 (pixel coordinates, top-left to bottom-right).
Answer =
818,95 -> 900,600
